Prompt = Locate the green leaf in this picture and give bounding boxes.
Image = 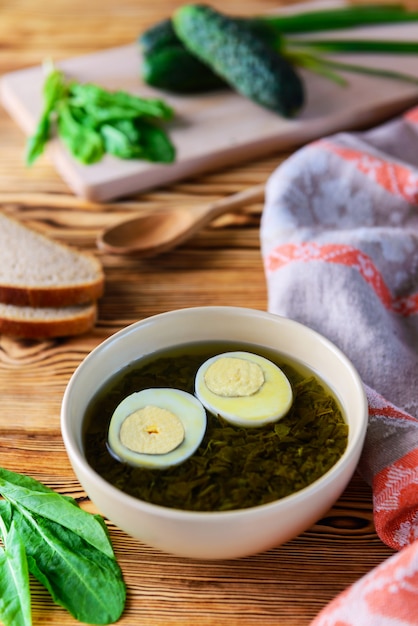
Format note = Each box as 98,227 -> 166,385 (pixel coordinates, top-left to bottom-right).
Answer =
134,119 -> 176,163
0,499 -> 13,529
106,118 -> 142,144
101,118 -> 176,162
0,503 -> 32,626
0,468 -> 114,558
100,121 -> 144,159
13,506 -> 126,625
69,82 -> 174,120
26,63 -> 176,166
57,101 -> 105,164
25,115 -> 51,166
25,67 -> 67,166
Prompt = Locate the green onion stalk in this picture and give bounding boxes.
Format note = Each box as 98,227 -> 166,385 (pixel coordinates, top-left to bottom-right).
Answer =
256,4 -> 418,86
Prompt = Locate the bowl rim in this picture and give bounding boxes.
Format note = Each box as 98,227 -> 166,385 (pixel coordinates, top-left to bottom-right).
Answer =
61,305 -> 368,520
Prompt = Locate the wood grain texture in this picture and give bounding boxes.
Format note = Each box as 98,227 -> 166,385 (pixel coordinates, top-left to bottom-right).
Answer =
0,1 -> 402,624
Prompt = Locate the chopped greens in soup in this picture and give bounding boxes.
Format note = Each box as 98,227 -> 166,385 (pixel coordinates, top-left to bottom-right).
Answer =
83,341 -> 348,512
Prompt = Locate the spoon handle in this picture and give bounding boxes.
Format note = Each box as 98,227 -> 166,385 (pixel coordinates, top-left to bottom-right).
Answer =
98,183 -> 266,257
197,184 -> 265,221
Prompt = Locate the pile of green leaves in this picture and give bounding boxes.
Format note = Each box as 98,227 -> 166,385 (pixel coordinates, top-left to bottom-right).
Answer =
26,64 -> 175,166
0,467 -> 126,626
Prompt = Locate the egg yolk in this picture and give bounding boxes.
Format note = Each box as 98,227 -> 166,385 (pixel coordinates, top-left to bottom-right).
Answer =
108,388 -> 207,469
195,351 -> 293,427
119,406 -> 185,454
204,356 -> 264,396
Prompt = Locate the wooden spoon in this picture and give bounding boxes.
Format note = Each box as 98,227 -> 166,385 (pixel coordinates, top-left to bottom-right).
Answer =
97,184 -> 265,256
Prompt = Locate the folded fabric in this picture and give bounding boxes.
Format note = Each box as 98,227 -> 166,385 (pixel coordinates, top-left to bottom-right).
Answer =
260,106 -> 418,625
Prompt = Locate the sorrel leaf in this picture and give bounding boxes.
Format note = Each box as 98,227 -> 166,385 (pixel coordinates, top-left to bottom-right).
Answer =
0,467 -> 114,557
26,66 -> 175,166
25,66 -> 67,165
0,470 -> 126,624
69,82 -> 174,121
0,502 -> 32,626
12,505 -> 126,625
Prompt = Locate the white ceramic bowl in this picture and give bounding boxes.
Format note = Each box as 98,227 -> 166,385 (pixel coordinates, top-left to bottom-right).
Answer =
61,306 -> 368,560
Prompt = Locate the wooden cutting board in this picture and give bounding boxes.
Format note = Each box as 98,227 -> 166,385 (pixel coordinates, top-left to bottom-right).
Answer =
2,7 -> 418,201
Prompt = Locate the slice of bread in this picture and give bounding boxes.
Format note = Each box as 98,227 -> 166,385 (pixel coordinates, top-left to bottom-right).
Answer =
0,213 -> 104,307
0,301 -> 98,339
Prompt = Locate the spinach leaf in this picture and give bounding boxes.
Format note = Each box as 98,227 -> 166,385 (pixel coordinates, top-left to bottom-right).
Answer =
25,115 -> 51,167
57,101 -> 105,164
101,122 -> 144,159
101,117 -> 175,162
25,67 -> 67,165
0,502 -> 32,626
0,467 -> 114,558
109,118 -> 142,144
69,82 -> 174,120
13,506 -> 126,625
135,119 -> 176,163
26,66 -> 176,166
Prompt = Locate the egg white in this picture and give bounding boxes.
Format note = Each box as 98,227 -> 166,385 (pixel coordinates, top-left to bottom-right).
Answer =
108,387 -> 207,469
195,351 -> 293,427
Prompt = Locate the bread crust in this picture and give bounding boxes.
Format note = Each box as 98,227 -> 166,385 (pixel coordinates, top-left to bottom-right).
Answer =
0,304 -> 98,339
0,214 -> 104,307
0,214 -> 104,337
0,279 -> 104,308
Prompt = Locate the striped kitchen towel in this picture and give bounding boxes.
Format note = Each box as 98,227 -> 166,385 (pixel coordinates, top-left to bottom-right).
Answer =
260,107 -> 418,625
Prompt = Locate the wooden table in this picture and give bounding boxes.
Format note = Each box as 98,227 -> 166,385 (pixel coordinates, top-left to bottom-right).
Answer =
0,1 -> 398,624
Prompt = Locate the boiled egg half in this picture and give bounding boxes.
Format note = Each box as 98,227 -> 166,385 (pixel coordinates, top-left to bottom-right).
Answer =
195,351 -> 293,427
108,388 -> 207,469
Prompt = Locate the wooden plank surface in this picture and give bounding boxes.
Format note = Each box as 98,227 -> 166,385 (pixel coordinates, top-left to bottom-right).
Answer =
0,1 -> 402,624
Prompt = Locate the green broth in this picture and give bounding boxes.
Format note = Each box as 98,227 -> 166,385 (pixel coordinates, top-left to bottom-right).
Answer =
83,341 -> 348,512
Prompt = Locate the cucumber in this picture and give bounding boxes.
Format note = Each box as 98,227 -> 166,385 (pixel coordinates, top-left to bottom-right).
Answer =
139,18 -> 178,55
139,16 -> 279,56
138,14 -> 286,96
172,4 -> 304,117
139,19 -> 226,93
141,46 -> 226,93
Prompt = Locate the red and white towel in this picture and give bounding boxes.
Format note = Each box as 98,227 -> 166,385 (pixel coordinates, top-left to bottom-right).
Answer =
260,107 -> 418,625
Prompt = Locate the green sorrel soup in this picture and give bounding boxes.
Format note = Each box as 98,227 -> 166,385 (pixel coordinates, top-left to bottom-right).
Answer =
83,341 -> 348,512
